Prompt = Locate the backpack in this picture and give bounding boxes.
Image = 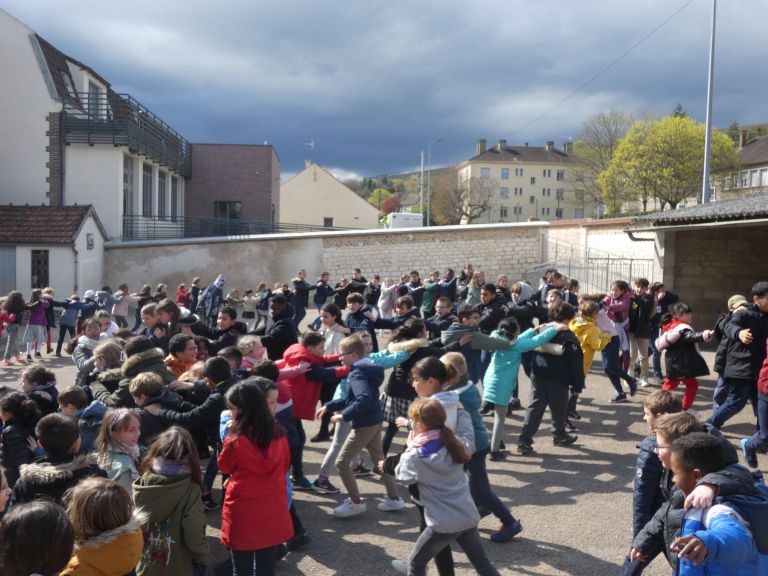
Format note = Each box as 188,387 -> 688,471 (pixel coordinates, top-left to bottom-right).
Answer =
721,473 -> 768,554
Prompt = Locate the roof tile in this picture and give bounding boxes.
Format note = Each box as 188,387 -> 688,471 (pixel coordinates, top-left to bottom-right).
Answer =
0,205 -> 92,244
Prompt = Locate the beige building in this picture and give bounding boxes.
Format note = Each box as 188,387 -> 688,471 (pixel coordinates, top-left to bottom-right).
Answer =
280,161 -> 380,229
714,132 -> 768,200
457,139 -> 597,223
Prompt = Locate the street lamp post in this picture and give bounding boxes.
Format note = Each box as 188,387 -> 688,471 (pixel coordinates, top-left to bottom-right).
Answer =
419,151 -> 424,221
426,139 -> 442,227
701,0 -> 717,204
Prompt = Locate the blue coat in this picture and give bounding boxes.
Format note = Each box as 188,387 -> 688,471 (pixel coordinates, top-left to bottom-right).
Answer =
482,327 -> 557,405
633,435 -> 665,538
325,362 -> 385,429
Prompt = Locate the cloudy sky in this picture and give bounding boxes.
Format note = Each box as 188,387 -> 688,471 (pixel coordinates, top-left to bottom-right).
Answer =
3,1 -> 765,178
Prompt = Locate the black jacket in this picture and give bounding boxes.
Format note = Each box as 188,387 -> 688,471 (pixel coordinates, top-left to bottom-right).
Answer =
425,313 -> 456,343
632,435 -> 665,539
292,279 -> 315,308
629,294 -> 655,339
723,303 -> 768,381
137,387 -> 190,446
253,311 -> 297,360
531,330 -> 585,392
197,321 -> 248,356
713,310 -> 735,376
364,283 -> 381,307
11,453 -> 107,505
384,338 -> 443,400
662,327 -> 710,379
478,298 -> 507,335
506,300 -> 539,332
0,417 -> 35,488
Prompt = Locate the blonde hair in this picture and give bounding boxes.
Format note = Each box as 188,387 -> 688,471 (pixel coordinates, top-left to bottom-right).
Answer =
237,335 -> 262,357
128,372 -> 163,398
93,340 -> 124,369
439,352 -> 468,388
654,412 -> 702,442
64,477 -> 133,542
96,408 -> 140,467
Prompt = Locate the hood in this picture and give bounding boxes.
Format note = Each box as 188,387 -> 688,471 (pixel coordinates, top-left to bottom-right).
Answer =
228,434 -> 287,475
97,367 -> 123,383
213,274 -> 226,288
19,453 -> 99,485
282,342 -> 324,365
74,510 -> 146,576
143,386 -> 180,408
569,317 -> 596,337
32,381 -> 58,400
661,317 -> 690,333
133,473 -> 197,521
516,282 -> 536,303
122,347 -> 166,377
80,400 -> 108,420
388,337 -> 428,353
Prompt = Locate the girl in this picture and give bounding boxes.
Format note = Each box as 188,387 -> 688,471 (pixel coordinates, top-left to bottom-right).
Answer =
67,318 -> 106,388
224,288 -> 243,318
254,282 -> 272,328
603,280 -> 633,373
390,399 -> 500,576
482,317 -> 559,458
241,289 -> 258,331
133,426 -> 209,576
111,283 -> 139,329
189,277 -> 203,313
175,282 -> 191,308
23,288 -> 50,361
570,300 -> 613,411
1,291 -> 24,365
0,392 -> 41,488
61,477 -> 145,575
378,277 -> 398,320
313,303 -> 350,442
55,295 -> 81,357
458,271 -> 485,306
0,500 -> 75,576
96,408 -> 141,495
152,283 -> 168,303
655,303 -> 713,411
20,365 -> 59,416
238,334 -> 265,372
42,287 -> 56,354
218,380 -> 293,576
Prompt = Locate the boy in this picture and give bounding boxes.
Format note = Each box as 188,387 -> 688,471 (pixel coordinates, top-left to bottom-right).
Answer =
57,385 -> 107,454
94,309 -> 118,338
669,433 -> 765,575
425,296 -> 457,343
628,278 -> 654,387
373,295 -> 420,331
317,335 -> 405,518
130,372 -> 186,446
11,413 -> 106,504
196,305 -> 248,356
419,270 -> 441,317
254,294 -> 298,360
165,333 -> 198,378
217,345 -> 247,378
345,293 -> 378,352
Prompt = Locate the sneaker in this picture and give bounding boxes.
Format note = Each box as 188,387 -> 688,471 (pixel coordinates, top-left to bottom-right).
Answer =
517,443 -> 536,456
55,353 -> 62,358
480,401 -> 493,415
1,359 -> 11,366
34,352 -> 42,359
628,378 -> 638,397
286,530 -> 311,551
391,559 -> 408,574
201,494 -> 219,511
291,474 -> 313,490
741,438 -> 758,468
26,354 -> 32,362
275,543 -> 288,561
310,431 -> 331,443
312,477 -> 340,494
352,463 -> 373,477
377,497 -> 406,512
653,376 -> 664,387
610,393 -> 628,403
489,451 -> 506,462
334,498 -> 367,518
490,519 -> 524,543
568,409 -> 581,421
553,434 -> 578,446
639,378 -> 650,388
46,347 -> 53,354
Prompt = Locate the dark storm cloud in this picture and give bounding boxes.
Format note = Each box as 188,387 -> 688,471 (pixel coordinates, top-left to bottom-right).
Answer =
4,0 -> 765,176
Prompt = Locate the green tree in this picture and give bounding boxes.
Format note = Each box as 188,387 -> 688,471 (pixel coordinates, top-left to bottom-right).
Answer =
600,115 -> 739,212
726,121 -> 741,146
367,188 -> 391,210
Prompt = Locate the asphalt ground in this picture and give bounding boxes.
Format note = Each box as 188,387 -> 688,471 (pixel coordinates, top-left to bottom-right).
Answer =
0,331 -> 762,575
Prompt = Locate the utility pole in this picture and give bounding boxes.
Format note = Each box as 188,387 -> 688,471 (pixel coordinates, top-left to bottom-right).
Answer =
419,150 -> 424,223
701,0 -> 717,204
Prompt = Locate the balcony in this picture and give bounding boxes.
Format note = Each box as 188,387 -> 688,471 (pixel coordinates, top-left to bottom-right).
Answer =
62,92 -> 191,176
122,215 -> 358,241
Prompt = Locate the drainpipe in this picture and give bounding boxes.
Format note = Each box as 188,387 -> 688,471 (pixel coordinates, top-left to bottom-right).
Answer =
73,248 -> 79,293
626,231 -> 655,242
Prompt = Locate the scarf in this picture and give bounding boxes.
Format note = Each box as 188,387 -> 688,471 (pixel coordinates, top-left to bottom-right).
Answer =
78,334 -> 104,351
111,441 -> 141,463
407,429 -> 444,457
151,457 -> 191,477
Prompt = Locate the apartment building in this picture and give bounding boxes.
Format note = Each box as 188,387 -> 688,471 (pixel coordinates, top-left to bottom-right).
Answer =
714,132 -> 768,199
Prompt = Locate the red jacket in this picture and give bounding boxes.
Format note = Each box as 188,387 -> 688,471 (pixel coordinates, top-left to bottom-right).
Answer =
175,288 -> 191,308
278,343 -> 349,420
217,433 -> 292,551
758,342 -> 768,396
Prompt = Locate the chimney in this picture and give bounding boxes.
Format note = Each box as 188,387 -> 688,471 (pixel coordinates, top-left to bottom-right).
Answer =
545,141 -> 554,152
476,139 -> 487,156
497,139 -> 507,150
304,159 -> 314,169
563,142 -> 573,155
524,142 -> 529,147
739,130 -> 747,150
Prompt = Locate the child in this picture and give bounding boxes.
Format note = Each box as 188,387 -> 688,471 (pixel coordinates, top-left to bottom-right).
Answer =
655,303 -> 714,411
389,399 -> 500,576
12,413 -> 106,505
54,295 -> 81,357
20,365 -> 59,416
740,338 -> 768,468
2,291 -> 25,365
218,379 -> 293,575
0,392 -> 41,488
23,288 -> 50,361
603,280 -> 633,373
165,333 -> 199,377
237,334 -> 264,372
0,500 -> 75,576
424,296 -> 457,343
41,287 -> 56,354
61,477 -> 145,575
130,372 -> 184,446
68,317 -> 106,388
378,277 -> 398,320
570,300 -> 613,410
96,408 -> 141,494
133,426 -> 210,576
628,278 -> 655,387
483,317 -> 559,458
420,270 -> 441,317
669,433 -> 765,575
94,309 -> 118,338
345,292 -> 379,352
58,385 -> 107,454
176,282 -> 191,308
317,334 -> 405,517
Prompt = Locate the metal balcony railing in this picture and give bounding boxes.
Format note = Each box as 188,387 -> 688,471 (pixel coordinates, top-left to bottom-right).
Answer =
122,215 -> 359,241
62,92 -> 191,176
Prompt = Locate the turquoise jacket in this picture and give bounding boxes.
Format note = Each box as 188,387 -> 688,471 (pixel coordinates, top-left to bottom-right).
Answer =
331,350 -> 409,402
482,327 -> 557,405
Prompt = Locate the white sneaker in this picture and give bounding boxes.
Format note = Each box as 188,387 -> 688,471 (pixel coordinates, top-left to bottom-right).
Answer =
391,559 -> 408,574
334,498 -> 367,518
377,497 -> 406,512
639,378 -> 650,387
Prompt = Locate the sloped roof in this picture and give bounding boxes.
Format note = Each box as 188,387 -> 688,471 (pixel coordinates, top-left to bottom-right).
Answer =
0,205 -> 105,244
466,144 -> 576,164
35,34 -> 111,101
740,135 -> 768,167
631,192 -> 768,227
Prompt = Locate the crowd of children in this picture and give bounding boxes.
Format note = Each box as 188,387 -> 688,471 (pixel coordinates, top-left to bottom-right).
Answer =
0,268 -> 766,576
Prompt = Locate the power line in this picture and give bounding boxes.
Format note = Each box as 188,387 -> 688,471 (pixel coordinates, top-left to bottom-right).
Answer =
509,0 -> 695,137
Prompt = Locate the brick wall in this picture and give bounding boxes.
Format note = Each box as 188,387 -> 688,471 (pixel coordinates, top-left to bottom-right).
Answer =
45,112 -> 62,206
185,144 -> 278,221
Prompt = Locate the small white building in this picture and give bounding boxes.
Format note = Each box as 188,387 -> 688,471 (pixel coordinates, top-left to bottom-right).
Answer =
280,161 -> 381,229
0,205 -> 106,298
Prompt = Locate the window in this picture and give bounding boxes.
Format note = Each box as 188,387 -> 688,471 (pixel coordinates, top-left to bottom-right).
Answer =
514,206 -> 523,215
323,217 -> 334,228
556,208 -> 563,219
515,168 -> 524,177
170,177 -> 179,221
541,207 -> 550,216
500,168 -> 510,180
500,187 -> 510,199
542,188 -> 552,197
157,172 -> 167,220
514,187 -> 523,196
543,169 -> 552,178
142,163 -> 153,217
557,169 -> 565,181
214,201 -> 242,220
480,167 -> 491,180
123,155 -> 134,216
31,250 -> 49,288
529,196 -> 535,204
500,206 -> 508,219
87,81 -> 101,119
530,176 -> 536,185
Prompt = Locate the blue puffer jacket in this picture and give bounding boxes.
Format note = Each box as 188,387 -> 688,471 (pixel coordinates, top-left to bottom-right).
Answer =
676,503 -> 766,575
331,350 -> 408,402
633,435 -> 665,538
324,361 -> 385,429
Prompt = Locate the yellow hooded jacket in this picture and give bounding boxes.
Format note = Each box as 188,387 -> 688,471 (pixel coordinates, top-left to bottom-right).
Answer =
569,316 -> 612,376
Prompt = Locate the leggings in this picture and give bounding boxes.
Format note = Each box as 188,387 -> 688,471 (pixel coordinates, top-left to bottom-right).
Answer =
662,377 -> 699,410
491,404 -> 507,452
415,504 -> 454,576
408,525 -> 499,576
231,547 -> 277,576
3,324 -> 21,360
56,325 -> 76,355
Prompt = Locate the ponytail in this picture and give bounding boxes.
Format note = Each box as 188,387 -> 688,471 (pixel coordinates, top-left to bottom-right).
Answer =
439,426 -> 471,465
0,392 -> 42,428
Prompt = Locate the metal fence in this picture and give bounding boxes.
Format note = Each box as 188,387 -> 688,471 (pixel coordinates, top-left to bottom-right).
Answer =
523,239 -> 655,294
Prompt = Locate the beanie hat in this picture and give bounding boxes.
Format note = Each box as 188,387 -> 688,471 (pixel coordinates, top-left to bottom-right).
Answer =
727,294 -> 748,310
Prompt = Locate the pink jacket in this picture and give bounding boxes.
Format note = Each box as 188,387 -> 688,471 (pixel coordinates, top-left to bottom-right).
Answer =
602,291 -> 632,324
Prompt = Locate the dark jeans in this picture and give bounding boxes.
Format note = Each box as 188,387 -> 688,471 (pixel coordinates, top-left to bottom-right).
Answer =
602,336 -> 633,395
712,374 -> 727,411
56,325 -> 76,355
519,373 -> 569,446
292,418 -> 306,477
707,377 -> 755,429
203,442 -> 222,493
415,504 -> 454,576
649,325 -> 663,378
466,448 -> 515,526
231,546 -> 276,576
746,393 -> 768,453
292,304 -> 306,331
409,526 -> 499,576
